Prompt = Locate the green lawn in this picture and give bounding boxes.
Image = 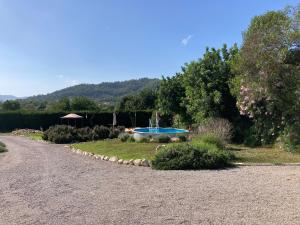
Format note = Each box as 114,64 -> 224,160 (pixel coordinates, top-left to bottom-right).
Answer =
72,140 -> 160,160
229,145 -> 300,164
73,140 -> 300,164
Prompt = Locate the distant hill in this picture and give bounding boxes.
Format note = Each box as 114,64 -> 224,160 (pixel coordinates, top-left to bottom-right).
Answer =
0,95 -> 18,102
27,78 -> 160,102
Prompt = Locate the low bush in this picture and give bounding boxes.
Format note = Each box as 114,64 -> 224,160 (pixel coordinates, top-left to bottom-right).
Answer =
151,142 -> 232,170
109,127 -> 122,139
153,135 -> 171,143
0,141 -> 6,152
177,135 -> 187,142
193,133 -> 226,149
118,133 -> 130,142
92,125 -> 110,140
127,135 -> 135,142
192,118 -> 233,143
43,125 -> 77,144
44,124 -> 115,143
136,137 -> 150,143
279,123 -> 300,152
243,126 -> 261,147
77,127 -> 93,142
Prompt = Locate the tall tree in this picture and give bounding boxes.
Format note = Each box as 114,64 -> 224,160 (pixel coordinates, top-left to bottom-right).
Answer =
183,44 -> 240,123
232,6 -> 300,145
71,97 -> 98,111
2,100 -> 21,111
157,73 -> 190,123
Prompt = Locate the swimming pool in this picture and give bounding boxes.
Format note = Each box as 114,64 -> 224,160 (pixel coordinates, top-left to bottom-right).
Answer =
133,127 -> 189,140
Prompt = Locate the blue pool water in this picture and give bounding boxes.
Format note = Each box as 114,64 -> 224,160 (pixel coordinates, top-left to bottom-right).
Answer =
133,127 -> 189,134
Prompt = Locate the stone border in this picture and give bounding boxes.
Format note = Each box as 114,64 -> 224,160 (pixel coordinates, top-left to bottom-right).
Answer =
66,146 -> 151,167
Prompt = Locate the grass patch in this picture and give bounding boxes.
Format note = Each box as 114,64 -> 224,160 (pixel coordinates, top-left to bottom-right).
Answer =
72,139 -> 160,160
25,133 -> 43,141
229,144 -> 300,164
72,140 -> 300,164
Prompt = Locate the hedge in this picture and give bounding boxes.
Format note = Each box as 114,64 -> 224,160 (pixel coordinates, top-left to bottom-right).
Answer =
0,111 -> 157,132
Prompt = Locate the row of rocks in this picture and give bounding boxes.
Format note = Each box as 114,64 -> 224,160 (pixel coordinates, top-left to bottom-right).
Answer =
12,129 -> 42,136
68,147 -> 151,167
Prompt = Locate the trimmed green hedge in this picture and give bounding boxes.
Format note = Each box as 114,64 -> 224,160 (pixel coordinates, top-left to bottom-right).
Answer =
0,111 -> 155,131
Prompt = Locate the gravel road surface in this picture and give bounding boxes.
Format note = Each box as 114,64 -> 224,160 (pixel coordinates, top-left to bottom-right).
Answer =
0,135 -> 300,225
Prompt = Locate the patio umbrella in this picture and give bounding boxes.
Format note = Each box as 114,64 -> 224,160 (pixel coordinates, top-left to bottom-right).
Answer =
60,113 -> 83,127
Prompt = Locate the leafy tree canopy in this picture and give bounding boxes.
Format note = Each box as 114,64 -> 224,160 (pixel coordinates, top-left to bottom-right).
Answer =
182,44 -> 240,123
2,100 -> 21,111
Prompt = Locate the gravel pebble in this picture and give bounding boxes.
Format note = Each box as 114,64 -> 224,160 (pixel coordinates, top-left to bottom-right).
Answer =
0,135 -> 300,225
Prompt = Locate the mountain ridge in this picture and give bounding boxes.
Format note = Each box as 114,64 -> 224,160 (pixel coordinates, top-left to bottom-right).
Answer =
0,95 -> 18,102
26,78 -> 160,102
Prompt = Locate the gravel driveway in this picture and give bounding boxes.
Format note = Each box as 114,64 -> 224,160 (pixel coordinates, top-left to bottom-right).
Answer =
0,135 -> 300,225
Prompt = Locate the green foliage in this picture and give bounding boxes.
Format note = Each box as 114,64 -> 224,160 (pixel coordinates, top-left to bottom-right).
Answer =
192,118 -> 233,143
243,126 -> 262,147
43,124 -> 116,143
43,125 -> 77,144
151,143 -> 232,170
71,97 -> 99,111
177,135 -> 187,142
280,122 -> 300,152
27,78 -> 159,103
136,137 -> 150,143
193,133 -> 226,150
232,6 -> 300,145
157,74 -> 190,124
116,88 -> 157,112
118,133 -> 130,142
92,125 -> 110,140
183,44 -> 240,123
0,141 -> 6,153
0,141 -> 5,148
51,98 -> 71,111
108,127 -> 123,139
2,100 -> 21,111
153,135 -> 171,143
77,127 -> 93,142
0,111 -> 153,132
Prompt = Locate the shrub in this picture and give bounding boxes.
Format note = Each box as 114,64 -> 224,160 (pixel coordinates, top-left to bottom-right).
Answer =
0,141 -> 5,148
92,125 -> 110,140
77,127 -> 93,142
127,135 -> 135,142
151,143 -> 232,170
153,135 -> 171,143
243,126 -> 261,147
279,123 -> 300,152
177,135 -> 187,142
0,141 -> 6,152
136,137 -> 150,143
43,125 -> 77,144
109,128 -> 121,139
118,133 -> 130,142
192,118 -> 233,143
193,133 -> 226,149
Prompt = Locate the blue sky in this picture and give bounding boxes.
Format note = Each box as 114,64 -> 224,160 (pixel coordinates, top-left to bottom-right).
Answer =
0,0 -> 298,97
